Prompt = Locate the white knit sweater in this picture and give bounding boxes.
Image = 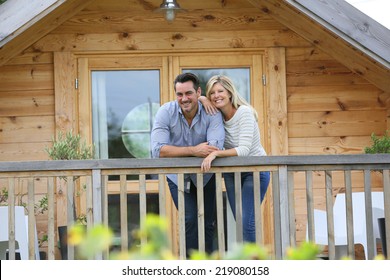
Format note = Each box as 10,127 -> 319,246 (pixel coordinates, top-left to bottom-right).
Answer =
223,105 -> 267,157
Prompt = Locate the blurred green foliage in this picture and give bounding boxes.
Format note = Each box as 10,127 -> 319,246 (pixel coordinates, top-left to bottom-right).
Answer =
69,214 -> 322,260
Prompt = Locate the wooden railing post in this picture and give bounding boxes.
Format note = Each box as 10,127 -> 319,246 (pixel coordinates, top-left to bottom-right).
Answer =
7,178 -> 16,260
215,172 -> 225,256
383,170 -> 390,257
234,172 -> 243,243
325,171 -> 335,260
278,165 -> 290,258
273,165 -> 290,259
92,169 -> 102,225
196,174 -> 205,253
272,170 -> 281,259
92,169 -> 103,260
177,173 -> 186,259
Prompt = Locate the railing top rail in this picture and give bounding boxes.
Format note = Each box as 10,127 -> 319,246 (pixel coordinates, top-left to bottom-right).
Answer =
0,154 -> 390,173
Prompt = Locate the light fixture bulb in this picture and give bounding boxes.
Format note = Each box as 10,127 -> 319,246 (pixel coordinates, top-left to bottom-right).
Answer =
165,9 -> 176,22
155,0 -> 185,23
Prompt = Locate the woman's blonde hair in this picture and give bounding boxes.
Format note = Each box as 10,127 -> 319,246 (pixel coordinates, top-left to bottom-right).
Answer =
205,75 -> 258,121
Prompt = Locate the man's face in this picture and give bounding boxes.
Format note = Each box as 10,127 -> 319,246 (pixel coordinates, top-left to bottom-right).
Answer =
175,80 -> 201,116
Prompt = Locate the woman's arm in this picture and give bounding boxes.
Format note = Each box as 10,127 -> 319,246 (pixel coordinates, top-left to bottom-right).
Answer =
201,148 -> 237,172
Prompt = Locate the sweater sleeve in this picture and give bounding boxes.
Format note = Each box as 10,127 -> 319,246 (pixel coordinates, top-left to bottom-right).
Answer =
234,107 -> 256,157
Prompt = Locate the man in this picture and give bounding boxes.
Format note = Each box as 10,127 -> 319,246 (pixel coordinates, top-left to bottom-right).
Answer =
151,72 -> 225,255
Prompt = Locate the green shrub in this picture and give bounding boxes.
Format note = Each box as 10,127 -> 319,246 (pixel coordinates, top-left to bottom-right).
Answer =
45,130 -> 94,160
364,131 -> 390,154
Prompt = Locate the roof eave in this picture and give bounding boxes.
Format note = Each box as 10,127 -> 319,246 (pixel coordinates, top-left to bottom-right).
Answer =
247,0 -> 390,92
0,0 -> 95,66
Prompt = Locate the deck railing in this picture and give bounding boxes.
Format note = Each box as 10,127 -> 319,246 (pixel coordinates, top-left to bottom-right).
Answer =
0,155 -> 389,260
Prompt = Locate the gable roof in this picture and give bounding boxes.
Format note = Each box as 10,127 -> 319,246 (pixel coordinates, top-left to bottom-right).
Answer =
0,0 -> 94,65
248,0 -> 390,91
294,0 -> 389,66
0,0 -> 389,91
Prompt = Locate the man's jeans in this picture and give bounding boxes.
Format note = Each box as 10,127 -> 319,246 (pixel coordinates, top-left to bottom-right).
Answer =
167,175 -> 216,255
223,171 -> 270,243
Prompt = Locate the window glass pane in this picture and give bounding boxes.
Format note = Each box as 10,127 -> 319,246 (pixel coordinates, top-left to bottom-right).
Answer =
91,70 -> 160,159
183,68 -> 250,102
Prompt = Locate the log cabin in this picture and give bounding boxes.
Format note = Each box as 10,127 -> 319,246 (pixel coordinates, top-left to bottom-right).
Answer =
0,0 -> 389,259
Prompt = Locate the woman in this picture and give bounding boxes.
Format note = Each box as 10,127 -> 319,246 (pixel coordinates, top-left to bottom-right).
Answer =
200,75 -> 270,243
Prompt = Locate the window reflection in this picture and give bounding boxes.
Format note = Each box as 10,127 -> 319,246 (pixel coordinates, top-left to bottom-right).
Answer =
92,70 -> 160,159
183,68 -> 250,101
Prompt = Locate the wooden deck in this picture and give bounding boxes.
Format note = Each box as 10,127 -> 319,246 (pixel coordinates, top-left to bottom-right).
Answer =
1,154 -> 389,260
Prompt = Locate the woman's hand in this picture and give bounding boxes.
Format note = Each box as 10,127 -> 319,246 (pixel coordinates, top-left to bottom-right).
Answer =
201,151 -> 217,172
199,96 -> 218,115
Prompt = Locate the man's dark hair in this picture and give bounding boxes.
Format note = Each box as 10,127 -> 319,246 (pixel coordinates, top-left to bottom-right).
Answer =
174,72 -> 200,91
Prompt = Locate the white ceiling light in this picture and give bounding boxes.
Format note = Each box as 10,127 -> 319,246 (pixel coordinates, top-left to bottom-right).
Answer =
156,0 -> 185,23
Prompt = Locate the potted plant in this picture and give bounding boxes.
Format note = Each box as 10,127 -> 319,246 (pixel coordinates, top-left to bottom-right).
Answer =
364,130 -> 389,258
45,130 -> 94,259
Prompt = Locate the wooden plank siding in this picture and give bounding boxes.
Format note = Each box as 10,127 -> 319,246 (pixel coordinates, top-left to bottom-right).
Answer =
0,0 -> 389,258
0,56 -> 55,160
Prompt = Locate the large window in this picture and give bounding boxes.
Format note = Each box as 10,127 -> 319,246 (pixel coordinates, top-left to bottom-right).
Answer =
91,70 -> 160,159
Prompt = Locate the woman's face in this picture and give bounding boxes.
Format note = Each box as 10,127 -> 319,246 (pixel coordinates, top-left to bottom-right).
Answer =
209,82 -> 231,109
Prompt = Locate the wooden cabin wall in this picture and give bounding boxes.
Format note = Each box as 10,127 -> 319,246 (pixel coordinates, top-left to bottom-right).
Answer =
285,47 -> 388,241
0,0 -> 389,251
0,53 -> 55,161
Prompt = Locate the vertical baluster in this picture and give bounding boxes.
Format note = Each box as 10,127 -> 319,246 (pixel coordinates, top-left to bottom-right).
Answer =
139,174 -> 147,246
382,170 -> 390,259
101,174 -> 109,259
306,171 -> 314,242
27,178 -> 35,259
234,172 -> 243,243
215,172 -> 225,256
7,178 -> 16,260
272,171 -> 282,259
158,174 -> 166,217
325,171 -> 335,260
364,169 -> 375,259
253,171 -> 262,246
120,174 -> 128,252
344,170 -> 354,259
47,177 -> 55,260
288,171 -> 296,247
279,165 -> 289,256
178,173 -> 186,259
67,176 -> 75,260
196,174 -> 205,253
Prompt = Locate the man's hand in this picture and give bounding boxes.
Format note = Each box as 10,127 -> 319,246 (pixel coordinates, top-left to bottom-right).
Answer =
191,142 -> 219,157
198,96 -> 218,115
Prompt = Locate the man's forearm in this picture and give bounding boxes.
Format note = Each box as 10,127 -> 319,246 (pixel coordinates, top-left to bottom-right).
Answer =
159,145 -> 195,157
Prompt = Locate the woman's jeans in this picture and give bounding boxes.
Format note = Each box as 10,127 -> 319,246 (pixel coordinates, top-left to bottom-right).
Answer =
167,175 -> 216,255
223,171 -> 270,243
